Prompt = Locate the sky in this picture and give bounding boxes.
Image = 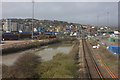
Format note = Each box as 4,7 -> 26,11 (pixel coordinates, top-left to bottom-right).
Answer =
1,2 -> 118,27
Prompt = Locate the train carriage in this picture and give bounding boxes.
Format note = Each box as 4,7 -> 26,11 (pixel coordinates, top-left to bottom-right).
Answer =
2,32 -> 32,40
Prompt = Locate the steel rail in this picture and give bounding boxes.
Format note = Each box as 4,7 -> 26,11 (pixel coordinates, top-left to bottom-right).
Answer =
82,38 -> 103,79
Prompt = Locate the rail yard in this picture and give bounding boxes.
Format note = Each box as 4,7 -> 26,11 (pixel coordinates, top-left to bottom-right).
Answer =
1,2 -> 119,79
1,36 -> 119,79
1,24 -> 119,79
77,38 -> 118,79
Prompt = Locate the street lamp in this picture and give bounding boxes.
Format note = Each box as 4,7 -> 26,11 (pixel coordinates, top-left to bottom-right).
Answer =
32,0 -> 34,39
107,12 -> 110,34
97,15 -> 99,35
107,12 -> 109,27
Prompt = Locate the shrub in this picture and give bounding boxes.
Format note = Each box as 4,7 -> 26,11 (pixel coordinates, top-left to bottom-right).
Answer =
2,53 -> 41,78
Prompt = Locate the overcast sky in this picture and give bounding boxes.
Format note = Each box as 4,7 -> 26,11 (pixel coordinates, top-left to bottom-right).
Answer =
2,2 -> 118,27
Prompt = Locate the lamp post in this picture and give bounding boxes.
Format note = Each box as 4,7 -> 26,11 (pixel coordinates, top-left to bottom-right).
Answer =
32,0 -> 34,39
107,12 -> 109,27
107,12 -> 109,34
97,15 -> 99,35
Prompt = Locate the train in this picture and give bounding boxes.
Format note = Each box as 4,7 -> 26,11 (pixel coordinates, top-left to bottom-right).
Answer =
1,32 -> 56,40
34,33 -> 56,40
1,32 -> 32,40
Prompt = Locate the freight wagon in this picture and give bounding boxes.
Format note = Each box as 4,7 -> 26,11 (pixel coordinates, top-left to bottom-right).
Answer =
35,34 -> 56,40
45,34 -> 56,38
3,34 -> 19,40
19,32 -> 32,39
1,32 -> 33,40
1,32 -> 56,40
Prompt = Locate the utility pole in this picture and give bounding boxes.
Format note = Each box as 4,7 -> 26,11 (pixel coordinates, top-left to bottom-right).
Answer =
97,15 -> 99,35
107,12 -> 109,34
32,0 -> 34,39
107,12 -> 109,27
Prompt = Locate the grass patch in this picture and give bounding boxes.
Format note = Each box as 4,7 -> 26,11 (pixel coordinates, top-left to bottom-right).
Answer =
36,40 -> 79,78
36,53 -> 77,78
88,39 -> 97,46
101,38 -> 108,41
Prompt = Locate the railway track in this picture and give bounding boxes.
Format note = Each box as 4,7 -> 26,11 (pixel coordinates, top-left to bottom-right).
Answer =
82,38 -> 103,79
81,38 -> 118,80
82,39 -> 92,79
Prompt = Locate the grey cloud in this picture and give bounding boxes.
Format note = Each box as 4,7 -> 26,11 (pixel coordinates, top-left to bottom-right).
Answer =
2,2 -> 118,27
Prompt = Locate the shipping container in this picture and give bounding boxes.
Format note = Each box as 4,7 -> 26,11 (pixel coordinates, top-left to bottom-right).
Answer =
109,46 -> 120,54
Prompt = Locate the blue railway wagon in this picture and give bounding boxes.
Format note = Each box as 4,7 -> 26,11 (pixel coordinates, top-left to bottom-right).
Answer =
33,32 -> 39,36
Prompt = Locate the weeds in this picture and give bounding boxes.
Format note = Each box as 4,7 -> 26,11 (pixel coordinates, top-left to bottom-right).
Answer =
36,53 -> 77,78
36,40 -> 79,78
2,53 -> 41,78
2,40 -> 79,79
